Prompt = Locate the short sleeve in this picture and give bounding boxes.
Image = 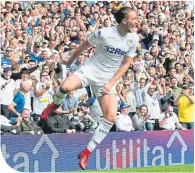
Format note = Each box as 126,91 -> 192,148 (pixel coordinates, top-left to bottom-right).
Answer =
13,93 -> 21,106
87,29 -> 105,46
126,33 -> 139,57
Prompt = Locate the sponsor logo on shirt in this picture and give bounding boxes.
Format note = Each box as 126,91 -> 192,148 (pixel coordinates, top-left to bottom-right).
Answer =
104,46 -> 127,55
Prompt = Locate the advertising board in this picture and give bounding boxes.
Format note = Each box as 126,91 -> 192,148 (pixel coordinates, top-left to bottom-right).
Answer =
1,130 -> 194,172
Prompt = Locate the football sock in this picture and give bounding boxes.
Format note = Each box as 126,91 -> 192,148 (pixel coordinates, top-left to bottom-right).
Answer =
54,86 -> 67,105
87,118 -> 114,152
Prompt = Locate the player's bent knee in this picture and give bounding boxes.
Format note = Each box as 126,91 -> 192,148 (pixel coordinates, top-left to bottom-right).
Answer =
60,74 -> 82,92
58,86 -> 68,95
60,85 -> 72,93
60,82 -> 76,93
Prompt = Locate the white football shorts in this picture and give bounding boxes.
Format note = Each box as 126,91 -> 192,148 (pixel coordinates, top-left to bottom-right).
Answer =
74,62 -> 117,98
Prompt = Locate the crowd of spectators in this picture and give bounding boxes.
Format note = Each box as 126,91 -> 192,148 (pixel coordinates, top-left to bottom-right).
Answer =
0,1 -> 194,135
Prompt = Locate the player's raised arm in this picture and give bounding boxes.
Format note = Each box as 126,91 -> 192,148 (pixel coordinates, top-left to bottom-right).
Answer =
64,29 -> 105,66
64,40 -> 92,66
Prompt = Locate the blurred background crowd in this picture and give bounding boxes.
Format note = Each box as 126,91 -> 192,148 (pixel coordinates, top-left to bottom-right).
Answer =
0,1 -> 194,135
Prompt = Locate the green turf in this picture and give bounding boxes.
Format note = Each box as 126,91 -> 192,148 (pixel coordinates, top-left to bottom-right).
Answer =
70,164 -> 194,172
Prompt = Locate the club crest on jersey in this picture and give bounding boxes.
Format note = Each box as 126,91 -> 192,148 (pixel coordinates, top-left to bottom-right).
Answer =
126,39 -> 132,47
98,31 -> 101,36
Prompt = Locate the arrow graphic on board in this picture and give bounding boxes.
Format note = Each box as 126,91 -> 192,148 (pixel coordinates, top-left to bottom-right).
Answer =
167,131 -> 187,165
33,135 -> 59,172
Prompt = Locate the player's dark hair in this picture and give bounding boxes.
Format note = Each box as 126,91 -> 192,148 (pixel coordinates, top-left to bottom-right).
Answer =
112,7 -> 134,24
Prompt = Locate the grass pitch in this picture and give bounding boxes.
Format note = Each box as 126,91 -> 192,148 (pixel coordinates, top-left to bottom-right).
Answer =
71,164 -> 194,172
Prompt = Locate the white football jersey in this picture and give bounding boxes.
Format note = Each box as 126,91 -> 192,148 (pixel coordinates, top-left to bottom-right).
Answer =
87,26 -> 139,74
